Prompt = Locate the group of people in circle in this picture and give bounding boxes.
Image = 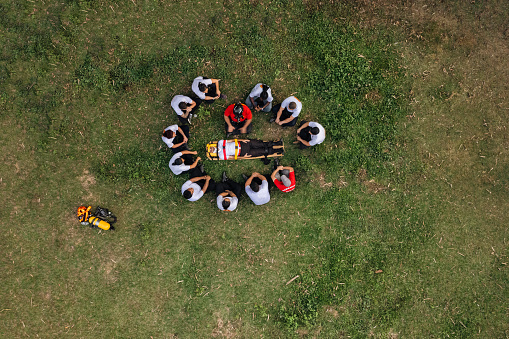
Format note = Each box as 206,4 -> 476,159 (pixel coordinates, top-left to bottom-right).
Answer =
162,76 -> 326,211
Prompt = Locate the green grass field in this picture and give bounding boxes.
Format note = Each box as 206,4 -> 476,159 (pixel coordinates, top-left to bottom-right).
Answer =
1,1 -> 507,338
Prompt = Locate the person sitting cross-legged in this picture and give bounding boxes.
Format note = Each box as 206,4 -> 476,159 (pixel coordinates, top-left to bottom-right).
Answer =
270,95 -> 302,127
295,121 -> 326,149
245,83 -> 273,113
216,172 -> 242,211
192,76 -> 226,104
271,160 -> 296,193
224,103 -> 252,137
181,166 -> 215,202
162,124 -> 190,153
171,94 -> 202,125
169,150 -> 200,176
244,172 -> 270,206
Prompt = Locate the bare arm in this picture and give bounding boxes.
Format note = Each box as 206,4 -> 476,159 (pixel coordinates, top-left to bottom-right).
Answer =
282,166 -> 294,172
296,135 -> 311,146
224,115 -> 234,133
190,176 -> 206,183
275,106 -> 284,123
201,176 -> 210,193
271,166 -> 283,181
297,121 -> 310,133
254,173 -> 266,181
240,119 -> 252,133
279,115 -> 295,125
181,150 -> 197,155
245,175 -> 254,187
190,157 -> 201,169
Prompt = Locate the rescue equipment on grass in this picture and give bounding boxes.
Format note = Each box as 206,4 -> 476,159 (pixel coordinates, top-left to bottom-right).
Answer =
77,205 -> 117,231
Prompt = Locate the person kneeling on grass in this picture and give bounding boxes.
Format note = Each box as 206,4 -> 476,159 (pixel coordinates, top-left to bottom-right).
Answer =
244,172 -> 270,206
192,76 -> 226,104
181,166 -> 214,202
224,103 -> 252,137
162,124 -> 190,153
171,94 -> 201,125
271,159 -> 296,193
216,172 -> 242,211
169,150 -> 201,176
245,83 -> 273,113
295,121 -> 326,149
270,95 -> 302,127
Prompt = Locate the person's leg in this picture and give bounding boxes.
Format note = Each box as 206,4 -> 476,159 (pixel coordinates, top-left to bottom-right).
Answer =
262,101 -> 272,112
207,83 -> 218,97
298,127 -> 312,141
189,98 -> 202,115
270,103 -> 281,122
245,123 -> 253,134
245,96 -> 254,109
178,115 -> 189,125
281,117 -> 297,127
299,142 -> 310,150
180,125 -> 190,138
182,154 -> 195,165
188,167 -> 204,179
215,181 -> 226,195
204,178 -> 216,194
225,179 -> 242,198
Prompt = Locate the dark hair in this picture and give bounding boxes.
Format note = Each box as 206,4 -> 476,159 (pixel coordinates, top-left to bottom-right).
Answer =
250,181 -> 260,192
198,83 -> 206,92
222,199 -> 231,210
183,190 -> 192,199
289,102 -> 297,110
260,91 -> 268,101
173,158 -> 183,166
233,103 -> 243,115
163,130 -> 175,138
310,127 -> 320,135
178,102 -> 187,110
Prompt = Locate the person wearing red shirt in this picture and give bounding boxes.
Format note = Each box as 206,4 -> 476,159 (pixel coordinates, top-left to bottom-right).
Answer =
271,160 -> 296,193
224,103 -> 252,136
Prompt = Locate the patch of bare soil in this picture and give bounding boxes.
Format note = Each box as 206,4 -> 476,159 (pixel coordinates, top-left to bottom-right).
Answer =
357,169 -> 387,193
212,315 -> 239,338
79,169 -> 96,199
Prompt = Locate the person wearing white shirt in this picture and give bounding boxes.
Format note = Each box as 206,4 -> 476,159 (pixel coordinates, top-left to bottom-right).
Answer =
169,151 -> 200,175
162,124 -> 190,153
171,95 -> 201,124
181,167 -> 214,202
270,95 -> 302,127
295,121 -> 326,149
216,172 -> 242,211
244,172 -> 270,206
192,76 -> 226,103
245,83 -> 273,113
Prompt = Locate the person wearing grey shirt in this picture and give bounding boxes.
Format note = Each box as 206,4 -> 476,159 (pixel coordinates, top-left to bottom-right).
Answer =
244,172 -> 270,206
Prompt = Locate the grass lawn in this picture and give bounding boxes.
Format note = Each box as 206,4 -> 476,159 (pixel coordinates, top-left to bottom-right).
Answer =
1,1 -> 507,338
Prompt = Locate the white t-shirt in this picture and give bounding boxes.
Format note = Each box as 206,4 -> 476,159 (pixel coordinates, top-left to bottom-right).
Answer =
181,180 -> 204,202
192,76 -> 213,100
169,152 -> 191,175
216,195 -> 238,211
245,180 -> 270,205
171,95 -> 193,116
281,96 -> 302,117
249,83 -> 273,102
162,125 -> 178,148
217,140 -> 240,160
309,122 -> 326,146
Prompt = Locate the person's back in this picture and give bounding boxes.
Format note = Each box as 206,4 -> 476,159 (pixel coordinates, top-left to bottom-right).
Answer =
245,179 -> 270,205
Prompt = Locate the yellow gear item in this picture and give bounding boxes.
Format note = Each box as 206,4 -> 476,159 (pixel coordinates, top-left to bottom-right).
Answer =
77,205 -> 91,223
234,139 -> 240,160
206,142 -> 218,160
88,216 -> 111,231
